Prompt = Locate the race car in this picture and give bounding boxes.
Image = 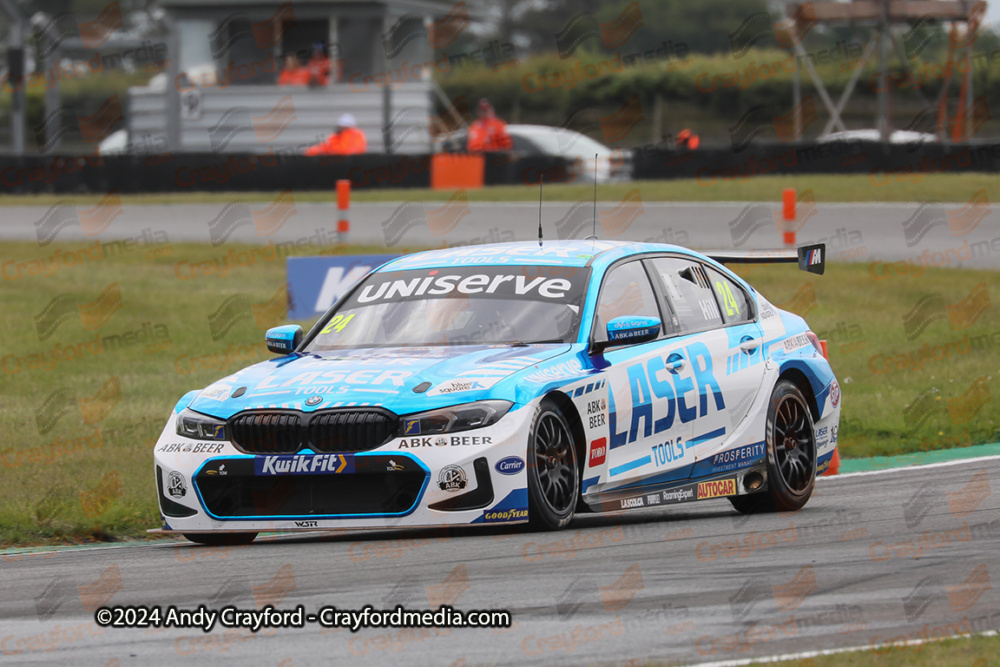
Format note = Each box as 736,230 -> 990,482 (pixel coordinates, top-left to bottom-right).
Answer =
152,240 -> 840,545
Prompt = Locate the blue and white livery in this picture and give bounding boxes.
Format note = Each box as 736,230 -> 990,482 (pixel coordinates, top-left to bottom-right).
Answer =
152,240 -> 840,544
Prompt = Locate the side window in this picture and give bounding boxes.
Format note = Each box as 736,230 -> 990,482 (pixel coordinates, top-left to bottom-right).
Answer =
649,258 -> 723,332
593,261 -> 661,343
706,267 -> 753,324
509,134 -> 537,154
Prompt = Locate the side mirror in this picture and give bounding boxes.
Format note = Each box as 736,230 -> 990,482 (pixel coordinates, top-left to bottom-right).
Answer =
594,315 -> 661,353
265,325 -> 303,354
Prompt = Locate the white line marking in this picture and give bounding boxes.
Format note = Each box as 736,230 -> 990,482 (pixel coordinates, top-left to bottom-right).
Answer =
689,629 -> 998,667
819,454 -> 1000,480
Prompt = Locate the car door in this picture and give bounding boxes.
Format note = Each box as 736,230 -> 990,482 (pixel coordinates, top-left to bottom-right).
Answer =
646,257 -> 768,477
593,258 -> 697,492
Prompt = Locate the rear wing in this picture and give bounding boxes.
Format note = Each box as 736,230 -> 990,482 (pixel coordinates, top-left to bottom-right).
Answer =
705,243 -> 825,275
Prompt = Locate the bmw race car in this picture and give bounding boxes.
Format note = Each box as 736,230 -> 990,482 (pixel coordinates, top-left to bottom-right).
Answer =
152,240 -> 840,545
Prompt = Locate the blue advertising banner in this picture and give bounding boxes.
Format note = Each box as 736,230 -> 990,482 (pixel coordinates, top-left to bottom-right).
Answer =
287,255 -> 397,320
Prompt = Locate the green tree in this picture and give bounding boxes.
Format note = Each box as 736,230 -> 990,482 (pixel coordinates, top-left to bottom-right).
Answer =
482,0 -> 771,56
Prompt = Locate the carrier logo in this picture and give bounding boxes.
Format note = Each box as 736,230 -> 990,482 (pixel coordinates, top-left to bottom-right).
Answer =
697,479 -> 736,499
589,437 -> 607,467
255,454 -> 353,475
495,456 -> 525,475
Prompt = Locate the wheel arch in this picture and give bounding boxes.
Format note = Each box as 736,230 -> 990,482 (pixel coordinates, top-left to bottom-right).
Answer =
777,368 -> 820,422
543,390 -> 587,472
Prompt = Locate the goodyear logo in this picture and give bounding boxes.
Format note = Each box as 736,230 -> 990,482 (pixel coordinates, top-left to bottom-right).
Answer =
403,419 -> 421,435
697,478 -> 736,499
255,454 -> 353,476
482,508 -> 528,522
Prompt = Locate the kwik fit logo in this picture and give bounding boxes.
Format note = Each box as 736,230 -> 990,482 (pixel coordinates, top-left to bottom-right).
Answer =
256,454 -> 354,475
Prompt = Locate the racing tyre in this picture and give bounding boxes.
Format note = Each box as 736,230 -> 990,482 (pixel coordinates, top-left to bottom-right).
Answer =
730,379 -> 816,515
183,532 -> 258,546
527,400 -> 579,530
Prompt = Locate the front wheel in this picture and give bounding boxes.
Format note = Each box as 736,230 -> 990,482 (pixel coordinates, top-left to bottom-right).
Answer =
182,532 -> 258,546
527,401 -> 579,530
730,379 -> 816,515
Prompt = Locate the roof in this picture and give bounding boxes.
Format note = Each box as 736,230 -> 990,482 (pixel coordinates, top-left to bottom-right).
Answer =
378,240 -> 697,271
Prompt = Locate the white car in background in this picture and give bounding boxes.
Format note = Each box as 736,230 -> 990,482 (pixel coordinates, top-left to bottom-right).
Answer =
818,129 -> 939,145
437,124 -> 632,183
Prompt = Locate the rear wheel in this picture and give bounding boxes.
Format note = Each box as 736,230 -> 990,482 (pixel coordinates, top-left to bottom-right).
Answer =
730,379 -> 816,515
527,401 -> 579,530
182,532 -> 258,546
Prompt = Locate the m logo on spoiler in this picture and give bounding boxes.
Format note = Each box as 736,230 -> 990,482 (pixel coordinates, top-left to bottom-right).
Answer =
255,454 -> 353,475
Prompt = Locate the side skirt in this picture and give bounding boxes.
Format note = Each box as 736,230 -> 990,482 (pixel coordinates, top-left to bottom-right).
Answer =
583,463 -> 769,513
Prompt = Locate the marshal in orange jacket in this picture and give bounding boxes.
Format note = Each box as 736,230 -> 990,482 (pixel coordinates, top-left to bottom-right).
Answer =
304,127 -> 368,156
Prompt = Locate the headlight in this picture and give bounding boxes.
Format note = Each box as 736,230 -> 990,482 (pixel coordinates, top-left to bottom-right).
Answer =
401,400 -> 512,436
176,408 -> 227,440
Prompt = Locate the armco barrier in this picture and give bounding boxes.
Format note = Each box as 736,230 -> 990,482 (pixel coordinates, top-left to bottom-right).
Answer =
0,153 -> 432,194
5,143 -> 1000,194
632,141 -> 1000,181
0,153 -> 576,194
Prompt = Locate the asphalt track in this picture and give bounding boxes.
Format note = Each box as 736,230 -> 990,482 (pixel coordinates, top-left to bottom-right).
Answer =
2,457 -> 999,666
0,201 -> 998,268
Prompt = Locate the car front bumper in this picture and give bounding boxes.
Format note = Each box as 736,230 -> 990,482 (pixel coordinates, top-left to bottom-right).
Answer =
153,402 -> 538,534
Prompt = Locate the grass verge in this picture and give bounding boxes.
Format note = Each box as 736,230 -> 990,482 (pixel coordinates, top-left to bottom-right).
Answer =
0,173 -> 998,206
748,633 -> 999,666
0,241 -> 996,545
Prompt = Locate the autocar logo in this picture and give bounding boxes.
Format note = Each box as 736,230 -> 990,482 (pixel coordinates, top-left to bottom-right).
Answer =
697,479 -> 736,499
438,465 -> 467,492
494,457 -> 525,475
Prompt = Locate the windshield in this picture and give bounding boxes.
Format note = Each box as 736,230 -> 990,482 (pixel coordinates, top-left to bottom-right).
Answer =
307,265 -> 591,350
